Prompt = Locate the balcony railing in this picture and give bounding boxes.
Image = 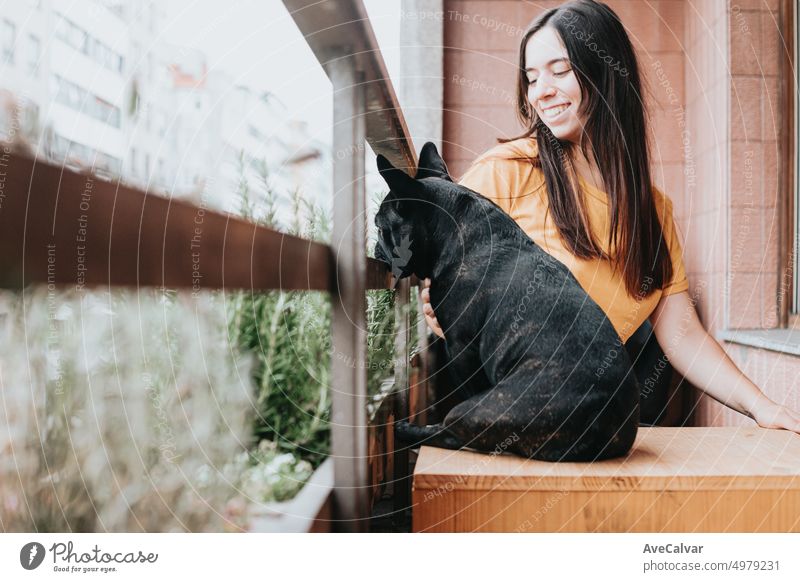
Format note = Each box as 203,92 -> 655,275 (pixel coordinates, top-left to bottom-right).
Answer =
0,0 -> 426,532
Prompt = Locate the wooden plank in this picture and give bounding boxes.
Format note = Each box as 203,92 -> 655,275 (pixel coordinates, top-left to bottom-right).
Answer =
393,278 -> 412,517
367,388 -> 395,507
413,427 -> 800,491
366,257 -> 393,290
0,153 -> 393,291
0,153 -> 332,291
413,427 -> 800,532
413,489 -> 800,533
778,0 -> 796,321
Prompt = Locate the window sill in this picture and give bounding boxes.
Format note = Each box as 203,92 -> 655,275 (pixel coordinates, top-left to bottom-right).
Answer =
716,329 -> 800,357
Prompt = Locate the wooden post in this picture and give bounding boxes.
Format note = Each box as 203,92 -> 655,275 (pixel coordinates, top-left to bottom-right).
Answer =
413,286 -> 430,425
392,278 -> 411,522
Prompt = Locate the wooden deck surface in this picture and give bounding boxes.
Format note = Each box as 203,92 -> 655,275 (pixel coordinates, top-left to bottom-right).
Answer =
412,427 -> 800,532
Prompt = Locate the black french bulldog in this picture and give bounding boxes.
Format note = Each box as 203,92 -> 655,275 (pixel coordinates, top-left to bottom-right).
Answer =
374,142 -> 639,461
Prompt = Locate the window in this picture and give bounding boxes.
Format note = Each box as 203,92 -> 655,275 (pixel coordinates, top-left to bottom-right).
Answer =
2,19 -> 15,63
51,74 -> 122,128
27,34 -> 39,75
51,133 -> 121,175
54,15 -> 123,74
248,124 -> 266,141
67,21 -> 87,53
54,16 -> 68,42
130,148 -> 138,177
20,101 -> 39,136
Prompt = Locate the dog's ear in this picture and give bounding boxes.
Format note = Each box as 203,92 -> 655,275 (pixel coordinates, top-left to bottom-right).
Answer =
415,142 -> 452,182
377,154 -> 425,199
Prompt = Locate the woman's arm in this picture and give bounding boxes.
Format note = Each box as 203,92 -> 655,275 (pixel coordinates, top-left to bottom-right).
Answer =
649,290 -> 800,433
421,278 -> 444,339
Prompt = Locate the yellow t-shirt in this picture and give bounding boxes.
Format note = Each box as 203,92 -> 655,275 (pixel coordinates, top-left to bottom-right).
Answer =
457,137 -> 689,344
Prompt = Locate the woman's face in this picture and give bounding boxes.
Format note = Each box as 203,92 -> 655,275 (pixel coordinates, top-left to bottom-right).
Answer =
524,26 -> 585,143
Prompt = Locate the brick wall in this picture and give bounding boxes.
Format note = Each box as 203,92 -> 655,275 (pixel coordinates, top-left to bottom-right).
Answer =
687,0 -> 791,426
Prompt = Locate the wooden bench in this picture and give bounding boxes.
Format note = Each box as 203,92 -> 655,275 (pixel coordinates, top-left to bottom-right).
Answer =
412,427 -> 800,532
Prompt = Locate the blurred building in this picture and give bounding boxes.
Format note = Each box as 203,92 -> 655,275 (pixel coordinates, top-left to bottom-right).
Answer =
0,0 -> 331,220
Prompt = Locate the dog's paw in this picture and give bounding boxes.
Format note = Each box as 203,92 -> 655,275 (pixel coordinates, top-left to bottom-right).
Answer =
394,420 -> 463,451
393,420 -> 424,444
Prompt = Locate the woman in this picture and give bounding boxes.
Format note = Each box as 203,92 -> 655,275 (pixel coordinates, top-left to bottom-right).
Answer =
421,0 -> 800,433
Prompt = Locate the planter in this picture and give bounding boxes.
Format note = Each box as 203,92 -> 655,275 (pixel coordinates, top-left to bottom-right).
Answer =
247,458 -> 334,533
246,372 -> 416,532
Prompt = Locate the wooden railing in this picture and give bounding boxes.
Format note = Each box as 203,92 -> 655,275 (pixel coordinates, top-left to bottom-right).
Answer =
0,0 -> 427,532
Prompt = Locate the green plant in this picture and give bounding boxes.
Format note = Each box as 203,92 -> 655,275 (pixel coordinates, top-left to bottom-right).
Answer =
366,289 -> 396,395
0,288 -> 254,532
229,288 -> 332,467
224,440 -> 314,504
227,169 -> 403,471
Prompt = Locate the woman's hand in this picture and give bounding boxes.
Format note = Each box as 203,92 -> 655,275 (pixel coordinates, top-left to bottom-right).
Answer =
420,278 -> 444,339
752,401 -> 800,433
651,291 -> 800,435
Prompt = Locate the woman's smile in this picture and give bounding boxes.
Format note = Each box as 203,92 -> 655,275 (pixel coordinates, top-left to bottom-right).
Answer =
541,102 -> 572,121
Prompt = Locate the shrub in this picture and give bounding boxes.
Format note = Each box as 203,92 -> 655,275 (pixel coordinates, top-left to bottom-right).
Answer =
0,288 -> 253,531
227,161 -> 401,468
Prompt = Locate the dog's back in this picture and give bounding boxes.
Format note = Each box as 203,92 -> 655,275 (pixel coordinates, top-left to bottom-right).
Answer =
377,143 -> 639,461
430,193 -> 638,460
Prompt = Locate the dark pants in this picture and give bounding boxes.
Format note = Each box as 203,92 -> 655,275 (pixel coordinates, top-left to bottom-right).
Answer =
623,320 -> 674,426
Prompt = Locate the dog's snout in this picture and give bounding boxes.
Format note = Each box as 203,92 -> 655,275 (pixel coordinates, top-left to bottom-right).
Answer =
374,240 -> 390,265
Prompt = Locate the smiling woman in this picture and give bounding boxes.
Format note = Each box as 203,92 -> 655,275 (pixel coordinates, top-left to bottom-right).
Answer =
421,0 -> 800,436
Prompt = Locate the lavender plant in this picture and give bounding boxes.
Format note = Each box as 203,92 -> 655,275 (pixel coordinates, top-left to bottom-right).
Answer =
0,288 -> 255,532
227,159 -> 401,469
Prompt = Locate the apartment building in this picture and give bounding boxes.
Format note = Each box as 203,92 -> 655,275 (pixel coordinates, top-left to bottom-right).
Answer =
0,0 -> 330,218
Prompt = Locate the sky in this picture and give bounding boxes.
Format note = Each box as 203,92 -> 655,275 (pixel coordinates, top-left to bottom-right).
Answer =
162,0 -> 401,148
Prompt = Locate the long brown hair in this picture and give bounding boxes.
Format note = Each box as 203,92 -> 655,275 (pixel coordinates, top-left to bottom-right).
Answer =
502,0 -> 672,298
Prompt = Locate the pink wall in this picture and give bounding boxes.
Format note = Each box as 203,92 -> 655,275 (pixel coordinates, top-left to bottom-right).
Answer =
685,0 -> 790,426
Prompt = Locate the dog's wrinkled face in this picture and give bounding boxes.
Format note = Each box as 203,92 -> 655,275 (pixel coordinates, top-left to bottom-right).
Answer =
374,191 -> 418,280
374,142 -> 453,281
